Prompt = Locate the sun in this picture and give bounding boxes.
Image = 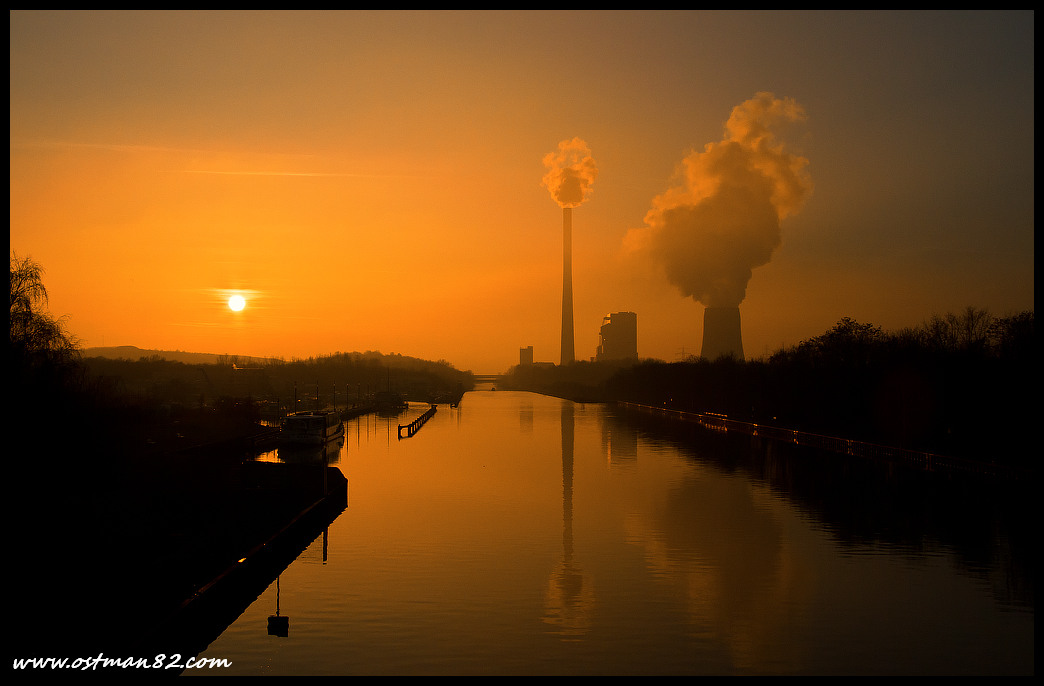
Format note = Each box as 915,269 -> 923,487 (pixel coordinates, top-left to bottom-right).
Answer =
228,294 -> 246,311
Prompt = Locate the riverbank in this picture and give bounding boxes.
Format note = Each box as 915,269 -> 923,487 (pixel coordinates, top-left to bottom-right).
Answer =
498,348 -> 1036,473
613,401 -> 1031,481
8,422 -> 348,663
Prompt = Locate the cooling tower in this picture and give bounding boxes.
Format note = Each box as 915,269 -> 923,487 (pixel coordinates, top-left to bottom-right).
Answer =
700,306 -> 744,361
561,207 -> 575,365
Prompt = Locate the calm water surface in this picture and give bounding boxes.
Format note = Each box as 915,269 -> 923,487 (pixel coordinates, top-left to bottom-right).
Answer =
189,390 -> 1033,676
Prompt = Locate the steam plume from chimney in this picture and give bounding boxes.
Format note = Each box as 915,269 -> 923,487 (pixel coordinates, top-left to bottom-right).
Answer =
542,137 -> 598,208
628,92 -> 812,309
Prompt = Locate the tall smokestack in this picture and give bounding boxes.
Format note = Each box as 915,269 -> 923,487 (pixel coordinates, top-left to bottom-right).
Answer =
541,137 -> 597,366
561,207 -> 574,365
701,306 -> 744,361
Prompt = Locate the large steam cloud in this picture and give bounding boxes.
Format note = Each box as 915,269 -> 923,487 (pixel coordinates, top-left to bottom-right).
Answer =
632,92 -> 812,307
542,137 -> 598,208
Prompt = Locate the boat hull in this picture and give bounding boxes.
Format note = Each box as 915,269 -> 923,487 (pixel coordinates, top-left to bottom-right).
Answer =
280,411 -> 345,445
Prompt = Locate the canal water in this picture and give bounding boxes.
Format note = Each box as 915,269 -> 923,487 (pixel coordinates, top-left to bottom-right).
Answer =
189,390 -> 1033,676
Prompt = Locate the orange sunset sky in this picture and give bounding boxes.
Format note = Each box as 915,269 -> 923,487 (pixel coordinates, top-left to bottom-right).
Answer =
10,11 -> 1034,373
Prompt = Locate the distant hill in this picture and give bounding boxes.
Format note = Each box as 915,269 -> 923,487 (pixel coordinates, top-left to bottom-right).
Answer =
82,346 -> 278,366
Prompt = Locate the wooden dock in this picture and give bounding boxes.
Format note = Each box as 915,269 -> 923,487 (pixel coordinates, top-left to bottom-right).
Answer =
398,405 -> 437,439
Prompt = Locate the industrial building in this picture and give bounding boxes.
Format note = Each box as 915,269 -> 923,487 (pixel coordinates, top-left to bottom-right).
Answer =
595,311 -> 638,362
519,345 -> 534,366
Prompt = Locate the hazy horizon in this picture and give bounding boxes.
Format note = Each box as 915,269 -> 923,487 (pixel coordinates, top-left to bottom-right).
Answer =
11,11 -> 1034,373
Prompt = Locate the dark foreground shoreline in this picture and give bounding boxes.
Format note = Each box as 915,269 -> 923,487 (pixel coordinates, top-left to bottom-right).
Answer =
7,432 -> 348,671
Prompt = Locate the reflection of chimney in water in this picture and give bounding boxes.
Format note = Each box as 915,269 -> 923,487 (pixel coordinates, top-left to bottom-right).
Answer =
561,207 -> 575,365
560,402 -> 574,564
701,306 -> 744,361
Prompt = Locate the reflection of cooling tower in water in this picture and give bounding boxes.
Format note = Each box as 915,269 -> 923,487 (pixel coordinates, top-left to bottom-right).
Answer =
701,306 -> 744,361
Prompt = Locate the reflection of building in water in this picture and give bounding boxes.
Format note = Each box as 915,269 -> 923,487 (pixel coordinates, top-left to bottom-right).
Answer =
596,311 -> 638,362
543,402 -> 594,638
601,414 -> 638,466
519,398 -> 533,434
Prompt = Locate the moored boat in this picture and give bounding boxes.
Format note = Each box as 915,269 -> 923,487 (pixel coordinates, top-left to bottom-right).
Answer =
375,390 -> 408,413
281,410 -> 345,445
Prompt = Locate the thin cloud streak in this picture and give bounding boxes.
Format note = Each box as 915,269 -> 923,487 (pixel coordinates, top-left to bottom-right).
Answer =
12,138 -> 435,179
10,137 -> 219,155
173,170 -> 420,178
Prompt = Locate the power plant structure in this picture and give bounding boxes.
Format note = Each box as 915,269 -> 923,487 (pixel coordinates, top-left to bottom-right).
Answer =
560,207 -> 575,365
519,345 -> 534,366
596,311 -> 638,362
700,306 -> 745,361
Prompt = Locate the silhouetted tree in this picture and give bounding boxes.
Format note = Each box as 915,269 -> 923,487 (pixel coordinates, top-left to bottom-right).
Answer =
798,316 -> 883,361
987,310 -> 1034,362
10,254 -> 94,478
920,306 -> 993,353
601,309 -> 1034,466
10,252 -> 79,364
